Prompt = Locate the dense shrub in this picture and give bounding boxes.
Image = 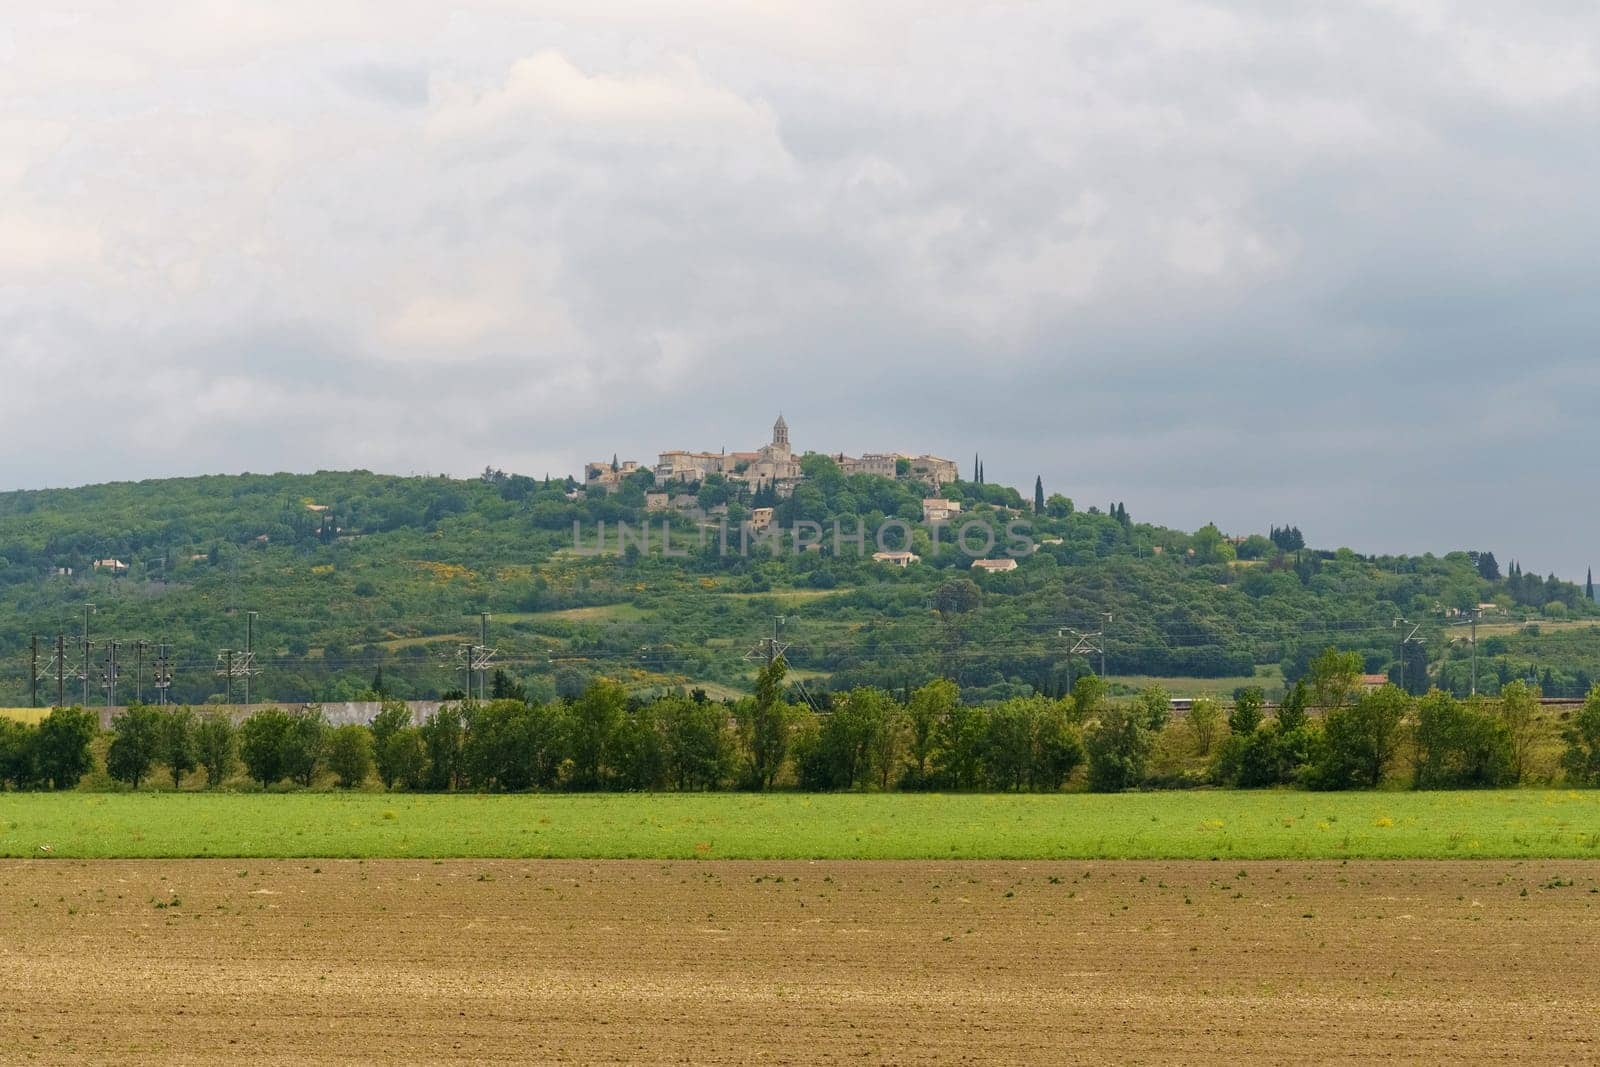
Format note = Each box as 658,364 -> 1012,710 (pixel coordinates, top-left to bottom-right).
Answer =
1086,706 -> 1152,792
659,694 -> 734,791
1411,690 -> 1513,789
34,707 -> 97,790
160,707 -> 199,788
1306,686 -> 1408,790
107,705 -> 164,789
0,717 -> 38,788
1561,685 -> 1600,786
195,711 -> 236,787
326,723 -> 373,788
238,707 -> 325,788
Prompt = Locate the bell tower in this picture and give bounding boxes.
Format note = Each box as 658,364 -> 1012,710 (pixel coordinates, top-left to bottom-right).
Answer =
772,413 -> 789,450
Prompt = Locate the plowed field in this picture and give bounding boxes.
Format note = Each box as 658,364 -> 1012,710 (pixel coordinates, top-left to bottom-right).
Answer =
3,860 -> 1597,1063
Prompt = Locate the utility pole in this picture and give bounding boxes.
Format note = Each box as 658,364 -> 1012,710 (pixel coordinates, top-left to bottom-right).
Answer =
244,611 -> 259,705
30,635 -> 39,708
479,612 -> 489,700
218,649 -> 235,704
1060,612 -> 1112,680
55,633 -> 66,707
153,643 -> 173,705
1469,612 -> 1478,697
463,613 -> 496,701
80,603 -> 95,705
101,641 -> 119,708
134,640 -> 147,705
458,642 -> 475,700
1393,618 -> 1423,693
745,616 -> 790,667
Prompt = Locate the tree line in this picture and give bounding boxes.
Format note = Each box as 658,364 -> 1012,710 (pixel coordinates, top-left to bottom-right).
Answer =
6,649 -> 1600,794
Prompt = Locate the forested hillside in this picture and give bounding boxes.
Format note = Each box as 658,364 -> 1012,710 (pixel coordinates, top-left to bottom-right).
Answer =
1,464 -> 1594,706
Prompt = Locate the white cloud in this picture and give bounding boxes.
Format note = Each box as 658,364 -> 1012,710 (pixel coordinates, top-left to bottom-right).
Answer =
427,50 -> 777,143
0,211 -> 103,275
2,1 -> 1599,576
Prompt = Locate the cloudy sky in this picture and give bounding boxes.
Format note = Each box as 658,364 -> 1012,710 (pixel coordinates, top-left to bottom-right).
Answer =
3,2 -> 1597,577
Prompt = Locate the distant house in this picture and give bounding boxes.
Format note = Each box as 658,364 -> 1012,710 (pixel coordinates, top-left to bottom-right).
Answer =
92,559 -> 128,574
923,498 -> 962,523
749,507 -> 775,531
970,558 -> 1018,574
1040,537 -> 1063,546
908,455 -> 959,488
645,492 -> 671,512
584,459 -> 641,492
871,550 -> 920,567
837,452 -> 898,478
1360,673 -> 1390,691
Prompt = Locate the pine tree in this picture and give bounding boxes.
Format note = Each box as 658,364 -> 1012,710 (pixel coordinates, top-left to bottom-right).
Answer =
1034,476 -> 1045,514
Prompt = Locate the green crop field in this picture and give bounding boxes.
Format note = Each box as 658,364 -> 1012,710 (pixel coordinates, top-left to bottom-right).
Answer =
4,791 -> 1600,860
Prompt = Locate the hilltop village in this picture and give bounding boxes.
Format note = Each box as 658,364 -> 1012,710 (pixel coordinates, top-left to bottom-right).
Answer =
585,416 -> 959,498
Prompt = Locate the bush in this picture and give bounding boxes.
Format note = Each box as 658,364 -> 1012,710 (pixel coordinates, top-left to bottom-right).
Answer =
1561,685 -> 1600,786
933,701 -> 988,789
160,707 -> 199,788
34,706 -> 97,790
1306,685 -> 1408,790
107,705 -> 164,789
195,712 -> 236,787
370,700 -> 416,789
239,708 -> 294,787
610,704 -> 666,791
238,707 -> 325,788
1412,690 -> 1513,789
1229,688 -> 1265,735
659,694 -> 734,791
0,718 -> 38,788
1135,685 -> 1170,732
326,724 -> 373,789
375,727 -> 427,791
1186,697 -> 1222,755
1030,700 -> 1085,791
282,709 -> 328,787
462,699 -> 568,791
1086,706 -> 1152,792
569,680 -> 626,790
420,703 -> 465,790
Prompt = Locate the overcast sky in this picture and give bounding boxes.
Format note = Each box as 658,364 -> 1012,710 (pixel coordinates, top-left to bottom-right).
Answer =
2,3 -> 1597,578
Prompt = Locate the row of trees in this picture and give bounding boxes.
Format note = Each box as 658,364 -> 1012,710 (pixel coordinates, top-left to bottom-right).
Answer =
10,651 -> 1600,793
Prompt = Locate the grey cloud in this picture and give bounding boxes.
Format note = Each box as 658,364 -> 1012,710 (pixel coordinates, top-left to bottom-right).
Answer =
1,2 -> 1598,578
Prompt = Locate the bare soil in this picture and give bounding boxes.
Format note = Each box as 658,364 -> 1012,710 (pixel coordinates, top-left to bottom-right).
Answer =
2,860 -> 1597,1064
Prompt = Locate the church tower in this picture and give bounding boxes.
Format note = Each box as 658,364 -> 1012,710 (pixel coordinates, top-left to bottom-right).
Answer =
772,414 -> 789,450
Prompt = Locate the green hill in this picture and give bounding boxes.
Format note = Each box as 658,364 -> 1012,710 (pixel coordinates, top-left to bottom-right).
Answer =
1,464 -> 1594,705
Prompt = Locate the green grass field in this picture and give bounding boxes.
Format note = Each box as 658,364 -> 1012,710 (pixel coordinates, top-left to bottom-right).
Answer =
4,791 -> 1600,860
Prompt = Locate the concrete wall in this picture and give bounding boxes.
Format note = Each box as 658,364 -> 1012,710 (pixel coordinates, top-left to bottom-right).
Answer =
91,700 -> 452,730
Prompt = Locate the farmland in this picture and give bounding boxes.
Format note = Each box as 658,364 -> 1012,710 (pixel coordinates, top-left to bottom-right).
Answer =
5,790 -> 1600,860
3,858 -> 1598,1064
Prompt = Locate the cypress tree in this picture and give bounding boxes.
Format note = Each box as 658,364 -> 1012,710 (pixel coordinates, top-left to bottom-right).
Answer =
1588,568 -> 1594,602
1034,476 -> 1045,514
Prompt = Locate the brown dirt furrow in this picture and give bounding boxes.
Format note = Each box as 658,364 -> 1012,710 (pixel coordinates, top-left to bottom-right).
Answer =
1,859 -> 1597,1064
